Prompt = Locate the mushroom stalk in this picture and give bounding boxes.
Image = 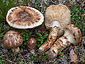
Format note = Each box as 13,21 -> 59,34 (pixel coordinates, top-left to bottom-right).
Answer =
46,24 -> 81,59
39,26 -> 60,52
26,37 -> 37,55
46,30 -> 73,58
12,47 -> 20,53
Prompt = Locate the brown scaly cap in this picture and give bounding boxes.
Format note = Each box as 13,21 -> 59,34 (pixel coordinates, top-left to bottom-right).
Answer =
6,6 -> 44,29
26,37 -> 36,50
3,30 -> 23,49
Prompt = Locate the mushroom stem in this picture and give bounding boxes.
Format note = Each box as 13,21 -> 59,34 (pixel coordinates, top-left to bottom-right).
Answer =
39,26 -> 60,52
46,24 -> 81,59
46,30 -> 74,58
12,47 -> 20,53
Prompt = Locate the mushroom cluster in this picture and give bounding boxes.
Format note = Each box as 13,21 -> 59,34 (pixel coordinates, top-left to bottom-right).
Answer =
3,6 -> 44,53
39,4 -> 82,59
3,4 -> 82,60
46,24 -> 81,59
39,4 -> 71,52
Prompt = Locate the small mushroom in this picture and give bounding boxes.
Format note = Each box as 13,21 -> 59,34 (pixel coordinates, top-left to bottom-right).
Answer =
46,24 -> 82,59
6,6 -> 44,29
39,4 -> 71,52
26,37 -> 36,54
3,30 -> 23,53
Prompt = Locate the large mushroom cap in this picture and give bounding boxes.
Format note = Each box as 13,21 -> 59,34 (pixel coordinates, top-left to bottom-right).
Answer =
45,4 -> 71,29
65,24 -> 82,45
3,30 -> 23,49
6,6 -> 44,29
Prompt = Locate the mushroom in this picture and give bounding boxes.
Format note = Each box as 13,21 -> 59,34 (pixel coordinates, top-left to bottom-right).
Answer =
3,30 -> 23,53
26,37 -> 36,54
46,24 -> 82,59
39,4 -> 71,52
6,6 -> 44,29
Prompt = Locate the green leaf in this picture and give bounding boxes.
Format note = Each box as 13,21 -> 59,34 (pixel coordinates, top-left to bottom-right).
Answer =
23,32 -> 28,36
60,54 -> 63,57
42,34 -> 48,39
59,52 -> 62,54
4,51 -> 6,54
35,3 -> 38,7
72,10 -> 78,14
36,38 -> 41,42
26,37 -> 29,40
26,35 -> 29,38
24,42 -> 26,45
1,60 -> 5,62
41,39 -> 43,44
83,60 -> 85,63
77,4 -> 81,10
38,56 -> 41,59
36,32 -> 42,37
80,9 -> 84,14
22,45 -> 25,48
45,56 -> 48,60
20,61 -> 24,64
82,28 -> 85,31
37,44 -> 41,47
41,51 -> 46,55
30,55 -> 34,60
0,56 -> 2,58
23,38 -> 26,41
72,18 -> 75,24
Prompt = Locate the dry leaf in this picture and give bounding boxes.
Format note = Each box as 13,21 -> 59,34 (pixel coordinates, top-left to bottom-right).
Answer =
70,49 -> 78,63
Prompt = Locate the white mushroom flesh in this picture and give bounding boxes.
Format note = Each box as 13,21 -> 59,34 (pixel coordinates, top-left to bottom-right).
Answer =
49,21 -> 61,28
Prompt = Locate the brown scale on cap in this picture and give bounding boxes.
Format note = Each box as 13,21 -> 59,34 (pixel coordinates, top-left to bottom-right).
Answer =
8,6 -> 40,26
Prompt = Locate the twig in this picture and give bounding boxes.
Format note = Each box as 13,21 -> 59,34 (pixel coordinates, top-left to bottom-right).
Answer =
50,0 -> 57,4
5,58 -> 15,64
